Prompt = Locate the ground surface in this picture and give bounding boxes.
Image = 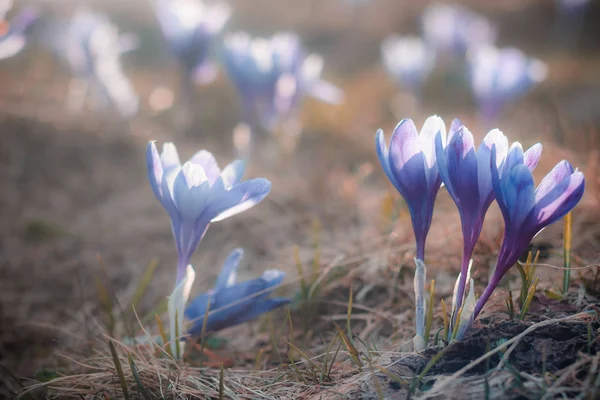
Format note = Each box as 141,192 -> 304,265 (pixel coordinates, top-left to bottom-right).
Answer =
1,0 -> 600,399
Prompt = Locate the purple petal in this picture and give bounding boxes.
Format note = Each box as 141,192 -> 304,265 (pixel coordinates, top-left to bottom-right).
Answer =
502,163 -> 536,229
435,131 -> 456,199
535,160 -> 574,202
388,121 -> 428,203
375,129 -> 397,189
189,150 -> 221,186
502,142 -> 524,176
532,170 -> 585,227
477,129 -> 507,203
215,248 -> 244,290
306,79 -> 344,104
523,143 -> 542,171
447,118 -> 463,143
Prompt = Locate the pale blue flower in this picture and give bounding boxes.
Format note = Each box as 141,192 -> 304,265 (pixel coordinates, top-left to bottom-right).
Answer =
421,4 -> 497,57
41,9 -> 139,116
146,142 -> 271,283
154,0 -> 230,85
381,35 -> 436,96
222,31 -> 343,133
185,249 -> 290,336
468,45 -> 547,123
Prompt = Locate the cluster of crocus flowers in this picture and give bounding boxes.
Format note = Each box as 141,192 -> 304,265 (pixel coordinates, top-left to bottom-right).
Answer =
376,116 -> 585,348
185,248 -> 290,336
147,141 -> 272,357
40,9 -> 139,117
154,0 -> 230,88
380,35 -> 436,99
222,31 -> 343,138
468,45 -> 548,125
421,3 -> 497,59
0,6 -> 38,60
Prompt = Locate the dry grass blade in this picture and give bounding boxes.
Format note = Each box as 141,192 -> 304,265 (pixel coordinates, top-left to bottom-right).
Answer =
333,321 -> 362,369
563,211 -> 573,294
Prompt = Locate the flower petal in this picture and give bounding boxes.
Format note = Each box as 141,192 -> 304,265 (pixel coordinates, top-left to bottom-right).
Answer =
172,163 -> 211,219
502,163 -> 536,229
214,248 -> 244,290
208,178 -> 272,222
533,167 -> 584,227
523,143 -> 542,171
189,150 -> 221,185
147,141 -> 164,201
534,160 -> 574,202
221,160 -> 246,188
435,131 -> 456,199
161,142 -> 181,171
477,129 -> 507,203
388,119 -> 428,197
418,115 -> 446,170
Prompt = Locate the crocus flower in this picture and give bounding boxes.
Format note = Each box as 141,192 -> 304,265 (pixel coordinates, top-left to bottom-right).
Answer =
0,6 -> 38,60
555,0 -> 590,14
421,4 -> 497,58
381,35 -> 436,98
154,0 -> 230,86
472,146 -> 585,320
468,45 -> 548,124
146,142 -> 271,284
185,248 -> 290,336
376,116 -> 446,350
435,122 -> 542,317
222,31 -> 343,134
41,9 -> 139,117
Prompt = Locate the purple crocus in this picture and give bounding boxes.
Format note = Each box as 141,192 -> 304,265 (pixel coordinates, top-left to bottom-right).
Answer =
146,142 -> 272,284
472,146 -> 585,319
0,6 -> 38,60
469,45 -> 548,124
376,116 -> 446,260
154,0 -> 230,86
185,248 -> 290,336
381,35 -> 436,98
222,31 -> 343,134
376,116 -> 446,349
435,122 -> 543,316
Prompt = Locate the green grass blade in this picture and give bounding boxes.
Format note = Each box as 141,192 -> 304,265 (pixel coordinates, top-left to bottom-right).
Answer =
131,259 -> 158,310
199,298 -> 211,368
108,340 -> 130,400
519,277 -> 539,320
155,314 -> 172,358
128,353 -> 152,400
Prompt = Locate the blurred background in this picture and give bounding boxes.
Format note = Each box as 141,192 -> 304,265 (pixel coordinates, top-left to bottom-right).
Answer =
1,0 -> 599,380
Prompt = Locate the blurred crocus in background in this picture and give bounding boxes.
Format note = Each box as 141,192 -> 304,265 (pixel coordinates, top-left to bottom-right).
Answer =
381,35 -> 436,100
185,248 -> 290,336
468,45 -> 548,126
154,0 -> 230,101
553,0 -> 591,48
421,4 -> 497,61
146,142 -> 271,357
39,9 -> 139,117
466,147 -> 585,329
222,31 -> 343,149
0,6 -> 39,60
375,116 -> 446,351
